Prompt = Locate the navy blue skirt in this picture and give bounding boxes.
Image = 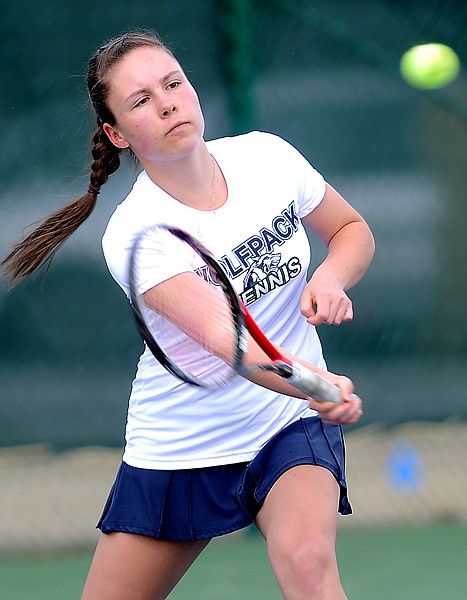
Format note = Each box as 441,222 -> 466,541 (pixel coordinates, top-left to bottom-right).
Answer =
97,417 -> 351,541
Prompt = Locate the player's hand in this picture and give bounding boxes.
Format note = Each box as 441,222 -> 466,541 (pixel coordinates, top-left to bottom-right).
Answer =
312,393 -> 363,425
307,374 -> 363,425
300,273 -> 353,326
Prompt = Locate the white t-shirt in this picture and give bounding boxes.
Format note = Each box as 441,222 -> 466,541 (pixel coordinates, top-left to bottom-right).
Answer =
102,131 -> 327,469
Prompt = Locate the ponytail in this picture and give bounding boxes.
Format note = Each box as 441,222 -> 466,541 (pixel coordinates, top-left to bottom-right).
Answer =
2,30 -> 171,284
2,126 -> 121,283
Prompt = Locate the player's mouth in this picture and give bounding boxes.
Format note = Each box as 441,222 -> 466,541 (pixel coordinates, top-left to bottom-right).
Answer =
166,121 -> 189,135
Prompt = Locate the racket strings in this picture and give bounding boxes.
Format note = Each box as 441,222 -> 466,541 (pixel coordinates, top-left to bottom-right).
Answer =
155,306 -> 238,386
130,225 -> 245,387
136,273 -> 240,387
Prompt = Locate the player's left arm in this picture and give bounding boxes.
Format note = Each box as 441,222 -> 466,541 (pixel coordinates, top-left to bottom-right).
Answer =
301,183 -> 375,326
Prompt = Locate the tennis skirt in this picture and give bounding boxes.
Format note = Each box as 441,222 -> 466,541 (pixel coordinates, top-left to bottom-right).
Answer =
97,417 -> 351,542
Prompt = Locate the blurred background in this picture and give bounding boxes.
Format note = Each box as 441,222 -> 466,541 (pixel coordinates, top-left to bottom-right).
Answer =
1,0 -> 466,596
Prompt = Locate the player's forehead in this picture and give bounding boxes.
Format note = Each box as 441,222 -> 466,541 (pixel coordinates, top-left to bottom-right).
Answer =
107,46 -> 182,93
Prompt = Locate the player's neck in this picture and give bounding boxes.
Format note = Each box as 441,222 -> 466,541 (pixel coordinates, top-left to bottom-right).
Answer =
145,148 -> 226,211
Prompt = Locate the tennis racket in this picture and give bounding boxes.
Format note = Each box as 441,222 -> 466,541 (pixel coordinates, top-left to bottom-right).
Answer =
129,224 -> 342,404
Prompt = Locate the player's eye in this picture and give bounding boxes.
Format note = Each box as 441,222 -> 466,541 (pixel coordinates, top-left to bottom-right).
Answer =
133,96 -> 150,109
166,80 -> 181,90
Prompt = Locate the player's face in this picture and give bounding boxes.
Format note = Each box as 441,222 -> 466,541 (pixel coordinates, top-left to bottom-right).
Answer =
103,46 -> 205,165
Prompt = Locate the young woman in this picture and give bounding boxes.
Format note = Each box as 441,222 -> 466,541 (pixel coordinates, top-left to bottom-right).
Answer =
3,31 -> 375,600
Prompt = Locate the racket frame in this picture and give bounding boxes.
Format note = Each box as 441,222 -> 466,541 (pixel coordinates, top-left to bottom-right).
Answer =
129,225 -> 246,386
129,225 -> 342,403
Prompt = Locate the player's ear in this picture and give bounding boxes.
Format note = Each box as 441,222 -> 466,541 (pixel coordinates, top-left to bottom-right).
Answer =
103,123 -> 130,149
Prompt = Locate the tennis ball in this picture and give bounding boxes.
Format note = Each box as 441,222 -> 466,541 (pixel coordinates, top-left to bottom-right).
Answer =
400,43 -> 460,89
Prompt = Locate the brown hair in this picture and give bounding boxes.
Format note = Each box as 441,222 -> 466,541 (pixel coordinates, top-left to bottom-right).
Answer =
2,31 -> 173,283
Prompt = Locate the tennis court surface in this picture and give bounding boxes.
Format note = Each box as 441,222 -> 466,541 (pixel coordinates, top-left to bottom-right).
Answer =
1,521 -> 466,599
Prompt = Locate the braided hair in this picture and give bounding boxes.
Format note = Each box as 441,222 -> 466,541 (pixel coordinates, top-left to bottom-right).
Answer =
2,31 -> 172,283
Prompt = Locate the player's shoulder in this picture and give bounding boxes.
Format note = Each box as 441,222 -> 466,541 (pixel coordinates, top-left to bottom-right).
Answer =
207,130 -> 294,157
106,171 -> 153,221
102,172 -> 152,247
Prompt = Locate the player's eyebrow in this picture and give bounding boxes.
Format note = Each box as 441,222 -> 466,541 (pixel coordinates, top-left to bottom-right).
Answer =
162,69 -> 184,83
124,70 -> 184,104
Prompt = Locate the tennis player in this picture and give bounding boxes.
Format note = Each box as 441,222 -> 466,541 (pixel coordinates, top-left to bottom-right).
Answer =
2,31 -> 375,600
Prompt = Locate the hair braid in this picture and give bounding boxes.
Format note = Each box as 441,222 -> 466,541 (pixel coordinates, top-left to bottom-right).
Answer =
90,126 -> 121,190
2,30 -> 171,284
1,128 -> 123,283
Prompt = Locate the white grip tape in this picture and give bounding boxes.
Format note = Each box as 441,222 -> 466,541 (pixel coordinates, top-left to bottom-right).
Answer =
287,363 -> 343,404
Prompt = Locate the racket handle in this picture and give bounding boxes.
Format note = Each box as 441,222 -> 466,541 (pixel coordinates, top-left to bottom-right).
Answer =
287,363 -> 343,404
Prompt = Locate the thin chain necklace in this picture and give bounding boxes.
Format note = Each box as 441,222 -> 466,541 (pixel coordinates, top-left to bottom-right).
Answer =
170,156 -> 217,210
194,156 -> 217,238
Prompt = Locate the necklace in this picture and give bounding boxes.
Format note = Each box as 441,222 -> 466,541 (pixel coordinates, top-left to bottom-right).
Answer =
194,156 -> 217,238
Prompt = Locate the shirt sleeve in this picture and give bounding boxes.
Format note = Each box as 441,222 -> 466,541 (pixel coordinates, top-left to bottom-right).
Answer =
131,227 -> 198,296
259,132 -> 326,218
102,215 -> 198,299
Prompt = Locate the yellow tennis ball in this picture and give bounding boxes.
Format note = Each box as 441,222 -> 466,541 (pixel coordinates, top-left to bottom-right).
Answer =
400,43 -> 460,89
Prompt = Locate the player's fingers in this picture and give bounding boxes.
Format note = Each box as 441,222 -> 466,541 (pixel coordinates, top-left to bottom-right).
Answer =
312,393 -> 362,425
333,374 -> 354,395
305,375 -> 353,410
300,298 -> 318,321
305,302 -> 331,326
328,298 -> 353,325
306,297 -> 353,326
335,303 -> 353,324
327,394 -> 363,424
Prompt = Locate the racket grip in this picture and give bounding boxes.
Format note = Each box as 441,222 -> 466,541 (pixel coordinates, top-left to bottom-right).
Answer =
287,363 -> 343,404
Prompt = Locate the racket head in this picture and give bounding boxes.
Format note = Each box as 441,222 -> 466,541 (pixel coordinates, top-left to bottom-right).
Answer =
129,224 -> 246,387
